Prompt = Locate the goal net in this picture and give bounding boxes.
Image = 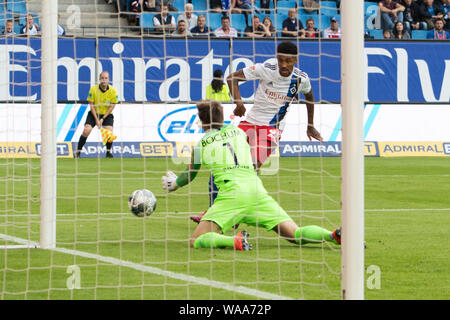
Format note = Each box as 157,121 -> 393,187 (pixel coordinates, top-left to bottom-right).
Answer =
0,0 -> 355,300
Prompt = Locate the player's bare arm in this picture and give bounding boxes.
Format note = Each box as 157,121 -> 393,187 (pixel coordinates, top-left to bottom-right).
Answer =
304,89 -> 323,142
227,69 -> 247,117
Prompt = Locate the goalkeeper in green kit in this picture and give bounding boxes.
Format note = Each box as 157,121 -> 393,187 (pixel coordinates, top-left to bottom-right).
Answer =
162,101 -> 341,251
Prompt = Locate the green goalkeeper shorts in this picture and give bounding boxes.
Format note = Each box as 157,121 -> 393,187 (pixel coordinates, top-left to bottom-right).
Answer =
201,179 -> 293,233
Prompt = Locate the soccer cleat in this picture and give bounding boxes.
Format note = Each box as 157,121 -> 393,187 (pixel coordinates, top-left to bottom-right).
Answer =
190,210 -> 207,223
75,150 -> 81,158
331,228 -> 341,245
105,152 -> 114,158
234,230 -> 252,251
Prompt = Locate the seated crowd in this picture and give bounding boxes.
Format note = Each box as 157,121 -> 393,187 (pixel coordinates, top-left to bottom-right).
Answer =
113,0 -> 345,38
2,13 -> 66,36
108,0 -> 449,39
376,0 -> 449,39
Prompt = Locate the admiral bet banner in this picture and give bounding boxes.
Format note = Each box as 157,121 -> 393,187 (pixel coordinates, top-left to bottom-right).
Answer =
1,103 -> 450,157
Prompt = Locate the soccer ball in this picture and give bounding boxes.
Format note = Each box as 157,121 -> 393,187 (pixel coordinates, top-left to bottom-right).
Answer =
128,189 -> 157,217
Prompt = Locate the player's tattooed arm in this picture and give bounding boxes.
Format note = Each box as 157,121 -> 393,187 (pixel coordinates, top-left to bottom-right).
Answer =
227,69 -> 247,117
304,90 -> 323,142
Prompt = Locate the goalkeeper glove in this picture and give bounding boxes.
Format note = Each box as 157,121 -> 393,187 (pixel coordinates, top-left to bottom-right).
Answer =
162,171 -> 179,192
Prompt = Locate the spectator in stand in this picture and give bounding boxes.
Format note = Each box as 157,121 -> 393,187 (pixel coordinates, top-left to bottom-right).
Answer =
302,0 -> 320,14
153,3 -> 176,33
229,0 -> 260,27
177,3 -> 198,31
3,20 -> 16,35
379,0 -> 405,30
443,0 -> 450,29
210,0 -> 224,13
22,13 -> 41,35
262,16 -> 276,37
206,69 -> 231,101
214,15 -> 238,37
112,0 -> 129,14
426,17 -> 449,37
244,15 -> 271,37
230,0 -> 260,14
131,0 -> 156,12
383,29 -> 392,38
282,8 -> 305,37
419,0 -> 445,29
156,0 -> 177,12
304,18 -> 320,38
401,0 -> 427,31
323,16 -> 342,38
391,21 -> 411,38
260,0 -> 272,14
190,15 -> 211,37
172,19 -> 192,36
130,0 -> 156,25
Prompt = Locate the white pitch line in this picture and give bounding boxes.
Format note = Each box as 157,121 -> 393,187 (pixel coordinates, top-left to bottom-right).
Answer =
0,233 -> 293,301
2,207 -> 450,218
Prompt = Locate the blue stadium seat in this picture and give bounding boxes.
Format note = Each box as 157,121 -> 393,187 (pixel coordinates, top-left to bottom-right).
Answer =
0,12 -> 13,27
140,12 -> 154,29
6,0 -> 26,13
412,30 -> 429,39
230,13 -> 247,32
192,0 -> 207,12
207,12 -> 223,31
276,0 -> 297,10
319,1 -> 338,16
369,29 -> 383,39
14,23 -> 21,34
0,1 -> 4,13
173,0 -> 187,11
365,1 -> 378,15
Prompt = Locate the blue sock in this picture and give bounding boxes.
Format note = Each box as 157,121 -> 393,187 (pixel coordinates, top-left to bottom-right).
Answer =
209,174 -> 218,207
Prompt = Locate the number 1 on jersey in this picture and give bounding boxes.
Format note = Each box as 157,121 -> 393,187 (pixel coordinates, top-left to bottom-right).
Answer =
223,142 -> 239,166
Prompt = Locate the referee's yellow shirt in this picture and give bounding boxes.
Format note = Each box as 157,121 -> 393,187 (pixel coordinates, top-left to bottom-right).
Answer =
87,85 -> 119,115
206,84 -> 231,102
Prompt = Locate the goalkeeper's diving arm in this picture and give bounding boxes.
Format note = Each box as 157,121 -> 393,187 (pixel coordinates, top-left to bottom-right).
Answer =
162,150 -> 201,192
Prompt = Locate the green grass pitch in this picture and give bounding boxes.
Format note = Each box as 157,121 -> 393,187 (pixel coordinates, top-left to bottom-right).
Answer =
0,157 -> 449,300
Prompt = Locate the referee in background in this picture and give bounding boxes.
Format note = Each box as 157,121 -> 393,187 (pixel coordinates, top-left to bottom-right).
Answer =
75,71 -> 118,158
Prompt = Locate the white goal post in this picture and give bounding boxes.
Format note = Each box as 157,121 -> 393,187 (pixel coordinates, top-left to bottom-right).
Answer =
40,0 -> 58,249
341,0 -> 365,300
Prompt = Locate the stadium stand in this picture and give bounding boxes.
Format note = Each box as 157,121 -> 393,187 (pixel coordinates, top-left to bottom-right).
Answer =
411,30 -> 429,40
318,1 -> 338,16
6,0 -> 26,14
369,28 -> 384,39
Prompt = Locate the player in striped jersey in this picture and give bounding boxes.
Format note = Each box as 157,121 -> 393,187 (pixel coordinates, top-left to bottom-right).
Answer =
190,41 -> 323,223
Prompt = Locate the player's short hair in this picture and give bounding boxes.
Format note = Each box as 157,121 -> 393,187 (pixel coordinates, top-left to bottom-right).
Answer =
221,15 -> 230,21
197,101 -> 223,130
277,42 -> 298,56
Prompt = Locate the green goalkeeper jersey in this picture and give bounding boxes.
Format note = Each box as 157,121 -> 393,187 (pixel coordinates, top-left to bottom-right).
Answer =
194,125 -> 256,187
